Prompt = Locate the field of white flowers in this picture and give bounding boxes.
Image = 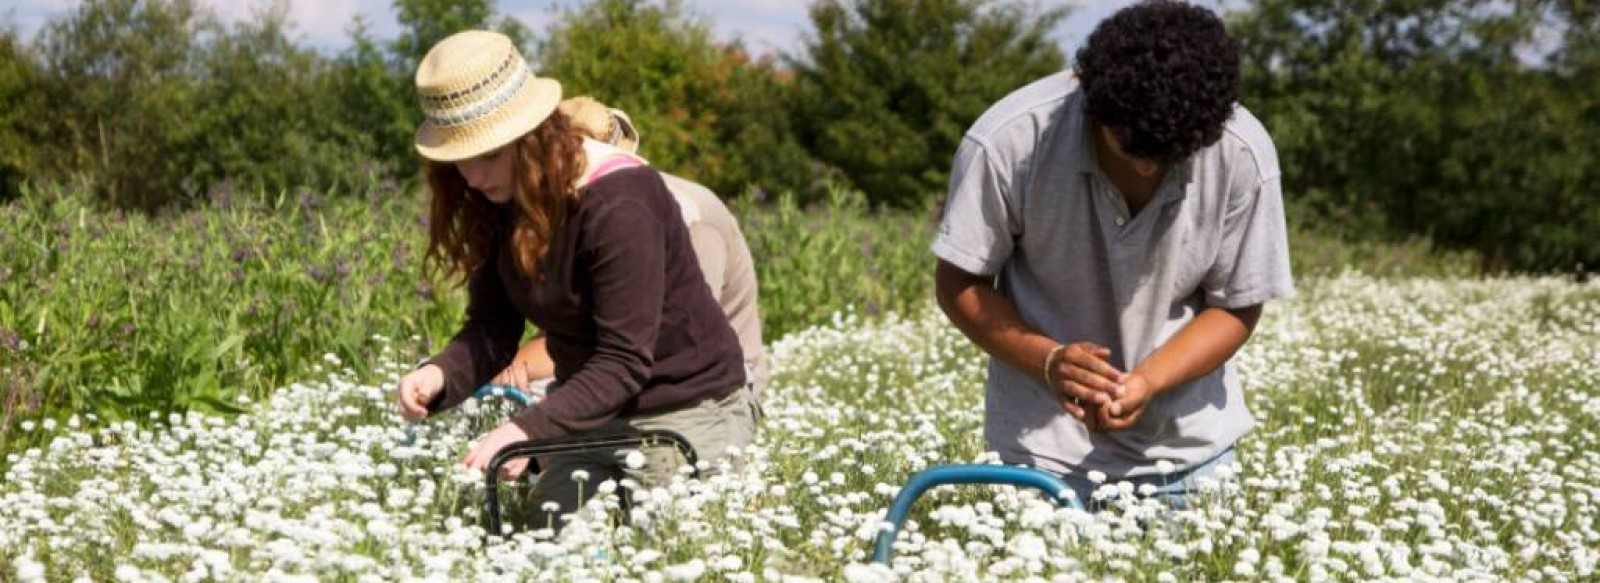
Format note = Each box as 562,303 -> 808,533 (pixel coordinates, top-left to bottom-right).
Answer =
3,273 -> 1597,582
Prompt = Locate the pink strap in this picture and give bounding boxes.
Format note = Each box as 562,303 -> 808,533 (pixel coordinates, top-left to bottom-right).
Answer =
585,156 -> 645,187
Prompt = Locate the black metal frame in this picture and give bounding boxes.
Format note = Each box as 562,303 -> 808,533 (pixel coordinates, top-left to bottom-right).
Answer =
482,430 -> 699,539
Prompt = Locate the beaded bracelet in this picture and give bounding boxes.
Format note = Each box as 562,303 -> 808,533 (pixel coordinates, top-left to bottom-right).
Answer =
1042,344 -> 1068,386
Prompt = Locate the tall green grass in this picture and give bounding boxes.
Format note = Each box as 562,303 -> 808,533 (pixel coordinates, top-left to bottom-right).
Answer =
0,184 -> 461,456
0,181 -> 1471,460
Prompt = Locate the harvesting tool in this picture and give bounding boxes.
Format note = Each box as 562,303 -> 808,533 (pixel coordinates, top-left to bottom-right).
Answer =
399,382 -> 701,538
871,464 -> 1085,564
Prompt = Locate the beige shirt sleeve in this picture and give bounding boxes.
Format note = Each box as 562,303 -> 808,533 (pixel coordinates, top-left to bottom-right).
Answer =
688,222 -> 729,302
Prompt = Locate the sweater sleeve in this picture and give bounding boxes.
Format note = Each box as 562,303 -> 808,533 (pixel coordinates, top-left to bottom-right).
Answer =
424,255 -> 525,413
514,177 -> 669,439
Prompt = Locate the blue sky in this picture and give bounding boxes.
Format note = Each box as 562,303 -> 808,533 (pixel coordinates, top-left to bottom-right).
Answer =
6,0 -> 1231,59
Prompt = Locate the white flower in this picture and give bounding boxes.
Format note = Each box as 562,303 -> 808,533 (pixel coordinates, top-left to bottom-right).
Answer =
624,450 -> 647,469
1234,559 -> 1257,577
1086,470 -> 1107,484
1008,533 -> 1047,561
114,565 -> 140,582
842,563 -> 894,583
631,549 -> 663,567
665,559 -> 706,581
13,555 -> 45,582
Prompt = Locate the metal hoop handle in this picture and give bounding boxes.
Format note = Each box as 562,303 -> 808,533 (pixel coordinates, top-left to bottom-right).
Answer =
872,465 -> 1084,564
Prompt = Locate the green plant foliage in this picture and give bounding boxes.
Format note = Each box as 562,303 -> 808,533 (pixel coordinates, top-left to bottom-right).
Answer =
790,0 -> 1068,208
536,0 -> 820,201
1232,0 -> 1600,273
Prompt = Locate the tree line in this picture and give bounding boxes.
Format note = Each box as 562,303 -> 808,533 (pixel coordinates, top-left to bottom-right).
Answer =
0,0 -> 1594,272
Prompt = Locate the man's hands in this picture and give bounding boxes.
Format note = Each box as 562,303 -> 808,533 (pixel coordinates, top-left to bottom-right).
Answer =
1047,342 -> 1124,417
397,364 -> 446,422
490,356 -> 535,390
1045,342 -> 1152,432
1097,372 -> 1152,431
490,337 -> 555,389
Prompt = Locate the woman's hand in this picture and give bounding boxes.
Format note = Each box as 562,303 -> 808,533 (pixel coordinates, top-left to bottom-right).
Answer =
397,364 -> 446,422
462,421 -> 534,479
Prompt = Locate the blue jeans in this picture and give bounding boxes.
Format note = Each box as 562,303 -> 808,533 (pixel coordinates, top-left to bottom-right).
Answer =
1059,447 -> 1236,512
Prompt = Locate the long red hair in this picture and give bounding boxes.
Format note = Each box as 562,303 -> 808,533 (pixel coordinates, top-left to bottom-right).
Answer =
424,112 -> 587,283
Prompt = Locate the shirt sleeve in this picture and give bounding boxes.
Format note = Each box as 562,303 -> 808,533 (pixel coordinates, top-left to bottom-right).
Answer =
514,192 -> 666,439
931,136 -> 1019,277
689,222 -> 729,303
424,257 -> 525,413
1201,174 -> 1295,308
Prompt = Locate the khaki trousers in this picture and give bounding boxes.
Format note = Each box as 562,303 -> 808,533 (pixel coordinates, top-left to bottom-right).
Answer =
524,386 -> 755,529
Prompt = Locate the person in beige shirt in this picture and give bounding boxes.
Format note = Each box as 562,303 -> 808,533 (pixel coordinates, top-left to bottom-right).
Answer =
491,96 -> 770,414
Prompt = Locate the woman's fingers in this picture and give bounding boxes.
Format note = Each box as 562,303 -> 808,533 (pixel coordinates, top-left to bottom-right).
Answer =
397,383 -> 423,421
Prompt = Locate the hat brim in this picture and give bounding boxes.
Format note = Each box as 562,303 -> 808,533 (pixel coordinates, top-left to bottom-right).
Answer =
415,77 -> 563,162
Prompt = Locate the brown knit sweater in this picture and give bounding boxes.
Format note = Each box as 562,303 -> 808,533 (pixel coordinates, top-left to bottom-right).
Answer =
424,166 -> 745,439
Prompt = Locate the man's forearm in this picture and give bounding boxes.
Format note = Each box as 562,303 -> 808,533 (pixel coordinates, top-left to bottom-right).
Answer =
517,334 -> 557,380
934,261 -> 1057,384
1132,305 -> 1261,394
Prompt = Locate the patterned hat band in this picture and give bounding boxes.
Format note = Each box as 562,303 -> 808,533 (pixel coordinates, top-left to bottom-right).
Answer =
413,30 -> 563,162
421,60 -> 532,128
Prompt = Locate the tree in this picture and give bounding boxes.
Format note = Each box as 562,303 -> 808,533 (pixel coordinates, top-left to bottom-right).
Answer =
187,4 -> 380,196
326,0 -> 531,185
0,25 -> 52,200
392,0 -> 529,75
1231,0 -> 1600,272
537,0 -> 818,199
37,0 -> 214,209
791,0 -> 1067,207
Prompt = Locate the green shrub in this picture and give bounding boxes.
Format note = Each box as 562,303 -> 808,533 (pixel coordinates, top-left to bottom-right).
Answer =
536,0 -> 820,201
790,0 -> 1067,208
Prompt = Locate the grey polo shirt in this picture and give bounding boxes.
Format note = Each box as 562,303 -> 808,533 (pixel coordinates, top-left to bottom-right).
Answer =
933,71 -> 1294,477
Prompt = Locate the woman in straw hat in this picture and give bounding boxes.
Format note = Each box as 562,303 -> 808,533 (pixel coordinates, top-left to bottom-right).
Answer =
393,30 -> 754,527
490,96 -> 770,418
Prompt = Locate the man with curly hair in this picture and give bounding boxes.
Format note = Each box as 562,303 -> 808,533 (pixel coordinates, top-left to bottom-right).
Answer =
933,0 -> 1293,509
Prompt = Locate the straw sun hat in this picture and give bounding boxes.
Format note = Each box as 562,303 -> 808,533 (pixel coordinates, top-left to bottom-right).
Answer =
557,96 -> 642,153
413,30 -> 562,162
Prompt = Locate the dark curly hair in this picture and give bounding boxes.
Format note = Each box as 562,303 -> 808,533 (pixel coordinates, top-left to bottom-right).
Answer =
1074,0 -> 1240,165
